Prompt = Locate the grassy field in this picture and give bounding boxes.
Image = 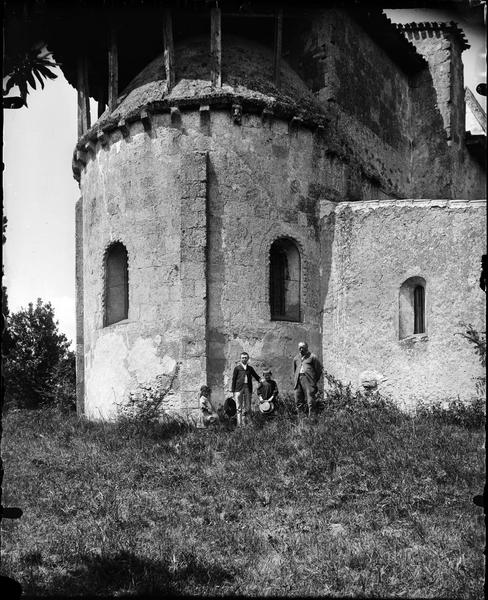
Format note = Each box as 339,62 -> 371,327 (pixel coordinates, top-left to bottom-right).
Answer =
1,401 -> 485,598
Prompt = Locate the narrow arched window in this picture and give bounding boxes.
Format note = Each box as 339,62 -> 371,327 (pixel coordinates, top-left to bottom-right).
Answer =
413,285 -> 425,334
269,238 -> 301,322
104,242 -> 129,326
399,277 -> 426,339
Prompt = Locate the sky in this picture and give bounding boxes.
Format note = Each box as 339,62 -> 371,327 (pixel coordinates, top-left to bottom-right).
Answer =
3,8 -> 486,347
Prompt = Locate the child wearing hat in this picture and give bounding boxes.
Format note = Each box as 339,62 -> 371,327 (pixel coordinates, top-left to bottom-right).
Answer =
197,385 -> 218,428
257,368 -> 278,414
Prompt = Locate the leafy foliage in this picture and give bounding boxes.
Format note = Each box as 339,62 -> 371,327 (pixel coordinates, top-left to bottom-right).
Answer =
459,324 -> 486,368
3,46 -> 58,107
117,363 -> 183,427
416,396 -> 486,429
3,298 -> 75,410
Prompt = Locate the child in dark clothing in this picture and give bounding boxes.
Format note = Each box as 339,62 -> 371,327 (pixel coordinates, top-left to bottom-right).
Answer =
257,369 -> 278,414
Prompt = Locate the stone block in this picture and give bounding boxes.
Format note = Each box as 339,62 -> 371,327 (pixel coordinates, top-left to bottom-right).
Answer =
181,244 -> 206,263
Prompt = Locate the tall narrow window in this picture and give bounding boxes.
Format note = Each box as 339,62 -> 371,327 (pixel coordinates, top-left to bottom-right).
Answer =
104,242 -> 129,326
269,238 -> 301,322
399,276 -> 426,339
413,285 -> 425,334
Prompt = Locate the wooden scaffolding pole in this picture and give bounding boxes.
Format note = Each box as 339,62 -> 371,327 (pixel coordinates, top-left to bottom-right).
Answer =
163,7 -> 175,91
108,25 -> 119,112
273,8 -> 283,88
210,6 -> 222,87
77,56 -> 90,137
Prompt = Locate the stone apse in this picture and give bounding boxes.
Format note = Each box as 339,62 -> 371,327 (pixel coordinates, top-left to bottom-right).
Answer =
64,2 -> 485,419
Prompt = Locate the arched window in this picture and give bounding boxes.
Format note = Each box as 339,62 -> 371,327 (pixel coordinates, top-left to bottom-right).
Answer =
399,276 -> 426,339
413,285 -> 425,334
269,238 -> 301,322
104,242 -> 129,326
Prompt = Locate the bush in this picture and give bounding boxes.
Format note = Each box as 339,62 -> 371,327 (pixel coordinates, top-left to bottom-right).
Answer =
417,396 -> 486,430
118,365 -> 181,424
116,364 -> 198,438
3,298 -> 75,410
323,371 -> 397,413
274,391 -> 299,418
459,324 -> 486,368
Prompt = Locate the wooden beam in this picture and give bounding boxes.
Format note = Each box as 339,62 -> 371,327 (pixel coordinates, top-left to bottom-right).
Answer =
210,6 -> 222,87
108,25 -> 118,112
163,8 -> 175,91
77,56 -> 90,137
273,8 -> 283,89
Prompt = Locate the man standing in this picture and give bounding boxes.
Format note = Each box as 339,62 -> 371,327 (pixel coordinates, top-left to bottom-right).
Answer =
293,342 -> 323,417
231,352 -> 261,427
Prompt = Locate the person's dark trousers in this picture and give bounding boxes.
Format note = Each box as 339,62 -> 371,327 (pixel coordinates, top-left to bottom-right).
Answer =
294,374 -> 317,416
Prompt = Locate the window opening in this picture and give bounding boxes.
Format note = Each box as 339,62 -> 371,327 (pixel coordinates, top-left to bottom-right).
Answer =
413,285 -> 425,334
269,238 -> 300,322
399,276 -> 426,339
104,242 -> 129,326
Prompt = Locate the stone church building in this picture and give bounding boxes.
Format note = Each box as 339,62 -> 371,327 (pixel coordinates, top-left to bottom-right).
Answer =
64,1 -> 485,419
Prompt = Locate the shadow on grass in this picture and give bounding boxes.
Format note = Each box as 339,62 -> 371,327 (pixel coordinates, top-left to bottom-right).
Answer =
43,550 -> 235,596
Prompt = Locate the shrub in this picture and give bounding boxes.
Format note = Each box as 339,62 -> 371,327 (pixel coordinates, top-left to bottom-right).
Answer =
118,364 -> 181,423
323,371 -> 396,413
459,324 -> 486,368
274,391 -> 299,418
116,364 -> 197,438
457,324 -> 486,407
3,298 -> 75,410
417,396 -> 486,430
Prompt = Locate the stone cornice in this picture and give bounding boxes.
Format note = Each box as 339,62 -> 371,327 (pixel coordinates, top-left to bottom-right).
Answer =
329,198 -> 487,211
72,96 -> 335,182
76,94 -> 329,150
71,94 -> 403,198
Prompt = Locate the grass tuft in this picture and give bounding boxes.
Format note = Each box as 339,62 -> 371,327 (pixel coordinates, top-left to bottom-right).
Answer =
1,399 -> 485,597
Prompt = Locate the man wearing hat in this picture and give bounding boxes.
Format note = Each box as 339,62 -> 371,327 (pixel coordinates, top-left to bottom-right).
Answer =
257,368 -> 278,415
293,342 -> 323,417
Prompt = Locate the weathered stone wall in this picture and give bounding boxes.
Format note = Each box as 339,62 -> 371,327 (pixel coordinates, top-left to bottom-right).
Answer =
79,117 -> 208,419
404,28 -> 485,199
79,109 -> 351,418
408,66 -> 452,199
206,114 -> 326,406
405,30 -> 464,146
321,198 -> 486,408
289,11 -> 485,201
288,9 -> 411,198
75,20 -> 486,419
75,197 -> 84,414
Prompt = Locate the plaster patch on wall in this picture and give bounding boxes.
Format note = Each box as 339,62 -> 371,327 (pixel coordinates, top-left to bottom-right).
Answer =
161,354 -> 177,373
85,332 -> 131,420
127,337 -> 174,383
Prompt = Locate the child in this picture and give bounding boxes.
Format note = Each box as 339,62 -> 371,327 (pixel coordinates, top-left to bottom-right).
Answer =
197,385 -> 218,428
257,368 -> 278,415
